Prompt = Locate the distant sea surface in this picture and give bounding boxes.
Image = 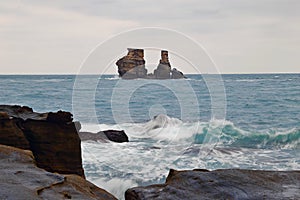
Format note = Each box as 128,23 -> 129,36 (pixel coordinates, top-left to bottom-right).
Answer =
1,74 -> 299,199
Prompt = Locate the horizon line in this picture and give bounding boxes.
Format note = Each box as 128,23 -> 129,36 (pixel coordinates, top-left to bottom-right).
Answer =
0,72 -> 300,75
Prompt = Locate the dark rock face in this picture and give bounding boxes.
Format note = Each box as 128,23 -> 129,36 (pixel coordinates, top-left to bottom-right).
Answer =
116,49 -> 185,79
79,130 -> 129,143
116,48 -> 147,79
22,119 -> 84,177
125,169 -> 300,200
0,144 -> 117,200
0,112 -> 30,149
103,130 -> 129,143
0,105 -> 84,177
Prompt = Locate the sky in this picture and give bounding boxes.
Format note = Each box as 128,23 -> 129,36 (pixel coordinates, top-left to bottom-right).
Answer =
0,0 -> 299,74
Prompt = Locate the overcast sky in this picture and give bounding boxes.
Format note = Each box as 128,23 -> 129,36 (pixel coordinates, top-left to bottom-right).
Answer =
0,0 -> 299,74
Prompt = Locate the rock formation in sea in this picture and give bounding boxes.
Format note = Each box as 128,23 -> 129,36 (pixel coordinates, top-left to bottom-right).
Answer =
125,168 -> 300,200
79,130 -> 129,143
116,48 -> 147,79
116,48 -> 186,79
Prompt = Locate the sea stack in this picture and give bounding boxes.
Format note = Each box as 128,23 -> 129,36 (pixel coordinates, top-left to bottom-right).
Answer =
154,50 -> 172,79
116,48 -> 147,79
116,48 -> 185,79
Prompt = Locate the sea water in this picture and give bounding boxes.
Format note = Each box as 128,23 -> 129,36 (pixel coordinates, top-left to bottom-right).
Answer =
0,74 -> 299,199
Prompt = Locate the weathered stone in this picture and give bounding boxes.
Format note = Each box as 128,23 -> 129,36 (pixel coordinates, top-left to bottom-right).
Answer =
79,131 -> 109,143
21,119 -> 84,177
79,130 -> 129,143
0,105 -> 84,177
103,130 -> 129,143
116,49 -> 185,79
0,116 -> 30,149
125,168 -> 300,200
116,48 -> 147,79
0,144 -> 117,200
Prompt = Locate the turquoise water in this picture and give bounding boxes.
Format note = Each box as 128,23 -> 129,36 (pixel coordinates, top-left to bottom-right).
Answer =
1,74 -> 299,198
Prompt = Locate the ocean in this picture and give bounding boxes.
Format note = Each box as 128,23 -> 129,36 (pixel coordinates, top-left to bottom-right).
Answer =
1,74 -> 299,199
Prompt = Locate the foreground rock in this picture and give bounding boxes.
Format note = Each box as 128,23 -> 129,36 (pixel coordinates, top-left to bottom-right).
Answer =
116,48 -> 185,79
125,168 -> 300,200
79,130 -> 129,143
0,144 -> 117,200
0,105 -> 84,177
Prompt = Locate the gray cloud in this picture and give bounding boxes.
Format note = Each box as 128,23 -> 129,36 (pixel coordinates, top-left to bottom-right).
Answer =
0,0 -> 299,74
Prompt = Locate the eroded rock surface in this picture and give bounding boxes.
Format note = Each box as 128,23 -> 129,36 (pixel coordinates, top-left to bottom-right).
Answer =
125,168 -> 300,200
79,130 -> 129,143
0,105 -> 84,177
0,144 -> 117,200
116,48 -> 147,79
116,49 -> 185,79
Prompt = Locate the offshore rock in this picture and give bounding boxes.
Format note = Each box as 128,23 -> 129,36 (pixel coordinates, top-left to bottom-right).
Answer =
154,50 -> 171,79
0,105 -> 84,177
116,49 -> 185,79
125,169 -> 300,200
103,130 -> 129,143
116,48 -> 147,79
0,144 -> 117,200
79,130 -> 129,143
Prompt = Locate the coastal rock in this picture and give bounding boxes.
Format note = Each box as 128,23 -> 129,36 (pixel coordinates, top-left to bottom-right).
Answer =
21,118 -> 84,177
79,130 -> 129,143
0,144 -> 117,200
0,114 -> 30,149
116,48 -> 147,79
125,168 -> 300,200
79,131 -> 109,142
0,105 -> 84,177
103,130 -> 129,143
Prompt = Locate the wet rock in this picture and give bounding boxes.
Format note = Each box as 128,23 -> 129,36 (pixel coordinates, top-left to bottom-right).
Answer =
0,144 -> 117,200
79,131 -> 108,143
103,130 -> 129,143
0,105 -> 84,177
125,168 -> 300,200
79,130 -> 129,143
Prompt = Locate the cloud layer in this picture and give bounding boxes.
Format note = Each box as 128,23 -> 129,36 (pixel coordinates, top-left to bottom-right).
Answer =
0,0 -> 299,74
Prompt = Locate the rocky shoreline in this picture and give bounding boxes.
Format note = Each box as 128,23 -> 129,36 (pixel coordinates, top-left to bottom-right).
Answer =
0,105 -> 299,199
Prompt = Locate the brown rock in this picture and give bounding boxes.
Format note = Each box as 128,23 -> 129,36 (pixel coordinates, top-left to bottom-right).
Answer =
0,144 -> 117,200
0,105 -> 84,177
115,49 -> 185,79
116,48 -> 147,79
125,168 -> 300,200
79,130 -> 129,143
0,116 -> 30,149
22,119 -> 84,177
